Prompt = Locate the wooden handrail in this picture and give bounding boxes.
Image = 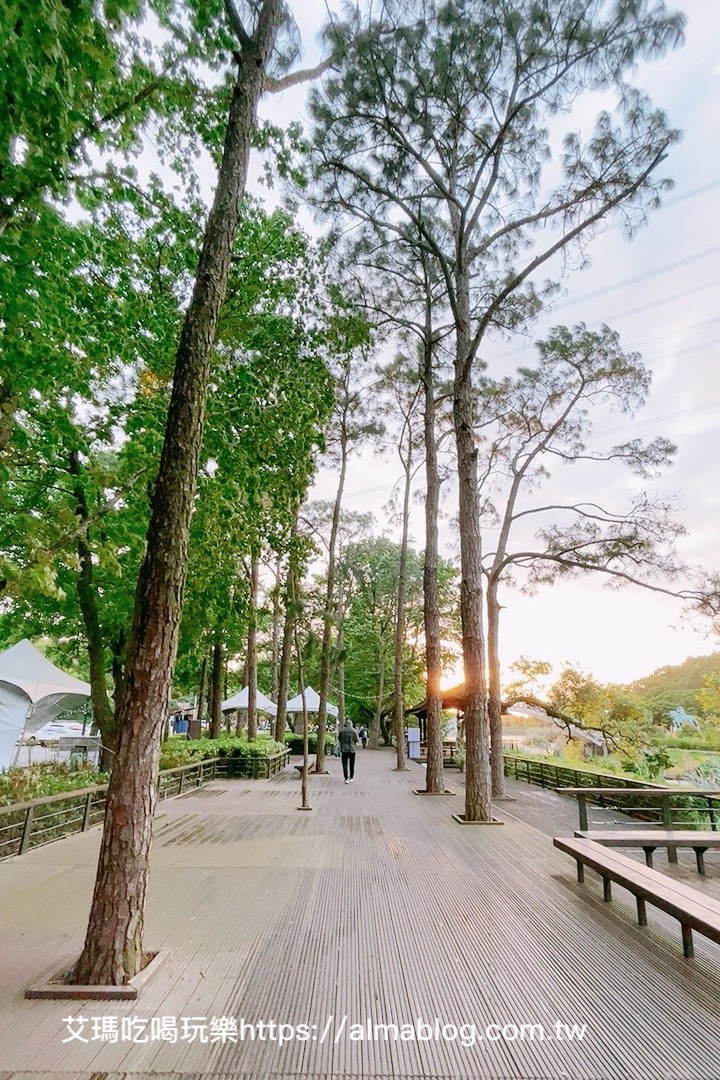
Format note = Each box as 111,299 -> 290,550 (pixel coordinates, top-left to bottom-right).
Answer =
0,747 -> 290,858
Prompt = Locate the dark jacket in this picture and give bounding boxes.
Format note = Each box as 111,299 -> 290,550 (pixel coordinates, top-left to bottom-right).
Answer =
338,724 -> 358,753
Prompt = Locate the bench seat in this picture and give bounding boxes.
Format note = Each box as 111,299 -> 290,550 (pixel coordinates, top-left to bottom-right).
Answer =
554,836 -> 720,958
574,829 -> 720,874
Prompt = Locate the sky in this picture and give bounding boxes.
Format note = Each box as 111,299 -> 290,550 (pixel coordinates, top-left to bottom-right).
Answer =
246,0 -> 720,687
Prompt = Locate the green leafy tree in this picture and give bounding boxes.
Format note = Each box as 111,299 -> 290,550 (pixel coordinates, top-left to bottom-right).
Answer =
309,0 -> 683,820
74,0 -> 335,986
698,674 -> 720,723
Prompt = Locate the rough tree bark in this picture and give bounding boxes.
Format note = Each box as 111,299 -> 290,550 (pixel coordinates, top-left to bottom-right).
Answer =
370,647 -> 386,749
210,639 -> 223,739
196,653 -> 207,729
336,566 -> 346,727
274,516 -> 300,743
69,450 -> 117,770
392,437 -> 412,771
270,555 -> 281,699
246,551 -> 259,739
421,321 -> 445,795
315,427 -> 347,773
72,2 -> 284,985
454,268 -> 491,822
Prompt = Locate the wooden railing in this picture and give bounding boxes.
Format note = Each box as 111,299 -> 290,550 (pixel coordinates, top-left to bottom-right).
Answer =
503,753 -> 720,831
0,748 -> 291,860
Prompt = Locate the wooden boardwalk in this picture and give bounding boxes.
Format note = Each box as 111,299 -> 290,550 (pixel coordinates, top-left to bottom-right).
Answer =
1,750 -> 720,1079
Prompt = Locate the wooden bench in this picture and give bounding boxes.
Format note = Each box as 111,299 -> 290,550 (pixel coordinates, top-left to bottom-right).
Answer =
418,741 -> 457,765
554,836 -> 720,958
575,829 -> 720,875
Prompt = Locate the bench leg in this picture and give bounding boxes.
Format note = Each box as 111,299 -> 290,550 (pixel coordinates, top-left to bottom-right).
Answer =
602,876 -> 612,903
636,897 -> 647,927
642,847 -> 655,868
576,860 -> 585,884
695,848 -> 707,875
681,924 -> 694,959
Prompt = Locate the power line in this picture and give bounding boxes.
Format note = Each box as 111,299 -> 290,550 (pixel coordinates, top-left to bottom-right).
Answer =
596,398 -> 720,440
550,245 -> 720,310
624,314 -> 720,353
593,278 -> 720,324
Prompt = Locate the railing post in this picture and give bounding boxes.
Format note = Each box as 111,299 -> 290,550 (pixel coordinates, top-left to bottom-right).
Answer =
708,796 -> 718,832
661,794 -> 678,862
19,806 -> 34,855
212,758 -> 217,780
82,792 -> 93,832
578,794 -> 588,832
197,763 -> 203,787
178,769 -> 184,795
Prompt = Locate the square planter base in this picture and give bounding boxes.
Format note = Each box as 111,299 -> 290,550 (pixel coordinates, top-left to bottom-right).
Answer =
451,814 -> 504,825
26,950 -> 167,1001
412,789 -> 456,796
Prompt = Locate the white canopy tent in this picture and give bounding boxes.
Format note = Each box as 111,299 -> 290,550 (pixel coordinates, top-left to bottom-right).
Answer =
285,686 -> 339,718
221,686 -> 277,716
0,639 -> 92,769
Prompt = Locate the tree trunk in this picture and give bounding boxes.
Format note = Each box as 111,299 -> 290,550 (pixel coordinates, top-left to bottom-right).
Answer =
108,632 -> 126,768
210,640 -> 223,739
69,450 -> 117,765
315,432 -> 347,773
0,380 -> 17,454
246,551 -> 259,740
72,8 -> 282,986
336,568 -> 346,727
196,654 -> 207,730
295,627 -> 311,810
274,519 -> 300,743
370,649 -> 386,748
422,322 -> 444,794
393,446 -> 412,772
453,268 -> 491,823
274,606 -> 294,743
487,579 -> 505,798
270,555 -> 281,699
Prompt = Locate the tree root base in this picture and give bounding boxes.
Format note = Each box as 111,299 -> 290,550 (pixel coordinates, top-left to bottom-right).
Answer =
451,814 -> 505,825
412,789 -> 456,795
25,950 -> 166,1000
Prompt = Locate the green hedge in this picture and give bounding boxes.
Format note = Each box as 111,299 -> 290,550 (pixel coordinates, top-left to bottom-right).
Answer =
283,731 -> 337,755
159,733 -> 285,770
0,763 -> 107,807
662,732 -> 720,752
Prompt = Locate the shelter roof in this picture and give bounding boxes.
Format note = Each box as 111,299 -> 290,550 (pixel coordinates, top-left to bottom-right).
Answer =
0,639 -> 91,703
285,686 -> 339,717
221,686 -> 277,716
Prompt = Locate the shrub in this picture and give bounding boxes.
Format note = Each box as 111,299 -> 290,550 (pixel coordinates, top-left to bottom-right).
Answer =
662,731 -> 720,752
283,731 -> 336,755
159,733 -> 284,770
0,762 -> 107,807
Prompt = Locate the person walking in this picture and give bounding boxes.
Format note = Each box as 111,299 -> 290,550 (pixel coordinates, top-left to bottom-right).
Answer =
338,720 -> 359,783
358,725 -> 368,749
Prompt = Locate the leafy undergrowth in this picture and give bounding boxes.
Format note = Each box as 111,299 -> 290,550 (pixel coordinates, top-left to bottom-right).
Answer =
283,731 -> 336,755
0,735 -> 287,805
159,733 -> 285,769
0,762 -> 107,807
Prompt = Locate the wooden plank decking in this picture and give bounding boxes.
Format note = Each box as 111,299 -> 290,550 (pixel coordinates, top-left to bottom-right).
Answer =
0,750 -> 719,1078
